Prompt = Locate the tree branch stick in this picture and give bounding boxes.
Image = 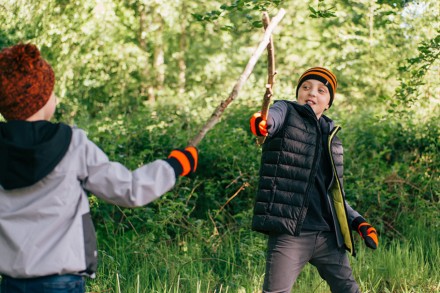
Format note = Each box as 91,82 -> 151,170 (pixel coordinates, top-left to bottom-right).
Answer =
188,8 -> 286,147
257,11 -> 277,145
261,12 -> 276,120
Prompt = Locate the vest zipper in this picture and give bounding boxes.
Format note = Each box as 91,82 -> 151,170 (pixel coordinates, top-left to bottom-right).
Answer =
294,109 -> 321,235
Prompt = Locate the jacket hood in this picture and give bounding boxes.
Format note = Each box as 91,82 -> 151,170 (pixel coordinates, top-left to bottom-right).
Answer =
0,120 -> 72,190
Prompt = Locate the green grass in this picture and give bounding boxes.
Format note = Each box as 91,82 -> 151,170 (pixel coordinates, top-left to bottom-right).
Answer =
87,221 -> 440,293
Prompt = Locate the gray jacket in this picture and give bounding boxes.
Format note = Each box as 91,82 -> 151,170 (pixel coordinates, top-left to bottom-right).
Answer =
0,122 -> 176,278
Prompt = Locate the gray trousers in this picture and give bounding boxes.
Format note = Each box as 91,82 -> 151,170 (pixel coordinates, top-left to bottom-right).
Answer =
262,231 -> 360,293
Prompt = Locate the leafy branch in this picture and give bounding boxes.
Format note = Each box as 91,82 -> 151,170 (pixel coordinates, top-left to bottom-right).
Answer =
387,32 -> 440,115
193,0 -> 337,32
192,0 -> 283,30
309,0 -> 336,18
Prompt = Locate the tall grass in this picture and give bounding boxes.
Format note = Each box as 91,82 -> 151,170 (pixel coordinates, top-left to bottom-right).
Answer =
87,219 -> 440,293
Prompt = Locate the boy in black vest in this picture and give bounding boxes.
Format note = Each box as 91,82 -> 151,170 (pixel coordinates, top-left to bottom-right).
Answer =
250,67 -> 378,293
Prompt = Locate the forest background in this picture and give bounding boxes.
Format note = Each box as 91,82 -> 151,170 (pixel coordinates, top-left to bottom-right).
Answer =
1,0 -> 439,292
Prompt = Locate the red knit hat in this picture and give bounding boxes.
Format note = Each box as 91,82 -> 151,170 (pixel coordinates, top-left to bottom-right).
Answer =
0,43 -> 55,121
295,67 -> 337,108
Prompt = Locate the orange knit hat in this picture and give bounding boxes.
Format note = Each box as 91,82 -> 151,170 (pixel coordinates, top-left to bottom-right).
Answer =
296,67 -> 337,108
0,43 -> 55,121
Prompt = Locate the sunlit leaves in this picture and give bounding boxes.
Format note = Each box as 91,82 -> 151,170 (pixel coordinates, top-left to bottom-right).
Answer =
308,0 -> 336,18
386,32 -> 440,115
377,0 -> 416,9
192,0 -> 282,30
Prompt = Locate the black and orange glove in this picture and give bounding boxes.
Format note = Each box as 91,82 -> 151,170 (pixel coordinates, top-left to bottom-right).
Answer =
166,146 -> 198,177
250,112 -> 268,137
352,216 -> 378,250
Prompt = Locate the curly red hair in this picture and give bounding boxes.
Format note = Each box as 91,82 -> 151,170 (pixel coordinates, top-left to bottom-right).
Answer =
0,43 -> 55,120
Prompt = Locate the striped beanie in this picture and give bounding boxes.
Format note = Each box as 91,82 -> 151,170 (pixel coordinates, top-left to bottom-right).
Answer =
0,43 -> 55,121
295,67 -> 337,108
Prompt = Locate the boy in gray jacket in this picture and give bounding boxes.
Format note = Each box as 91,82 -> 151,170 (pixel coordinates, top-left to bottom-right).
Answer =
0,43 -> 198,292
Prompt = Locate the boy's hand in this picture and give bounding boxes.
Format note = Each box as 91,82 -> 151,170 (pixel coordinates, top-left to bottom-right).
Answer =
250,112 -> 268,137
167,146 -> 198,177
352,216 -> 378,249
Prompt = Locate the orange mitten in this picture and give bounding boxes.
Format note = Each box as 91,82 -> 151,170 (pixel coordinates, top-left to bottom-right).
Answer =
250,112 -> 268,137
352,216 -> 378,249
166,146 -> 198,177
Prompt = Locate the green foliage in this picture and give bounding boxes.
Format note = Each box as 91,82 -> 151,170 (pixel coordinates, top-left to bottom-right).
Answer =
85,96 -> 262,241
88,220 -> 439,292
308,0 -> 336,18
192,0 -> 283,30
192,0 -> 339,32
339,106 -> 439,240
387,32 -> 440,116
377,0 -> 418,9
89,226 -> 268,292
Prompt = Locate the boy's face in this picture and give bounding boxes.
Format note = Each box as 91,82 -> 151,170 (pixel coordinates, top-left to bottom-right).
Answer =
297,79 -> 331,119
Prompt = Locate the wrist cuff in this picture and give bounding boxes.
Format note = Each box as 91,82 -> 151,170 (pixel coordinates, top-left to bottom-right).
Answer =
351,216 -> 367,230
164,158 -> 183,178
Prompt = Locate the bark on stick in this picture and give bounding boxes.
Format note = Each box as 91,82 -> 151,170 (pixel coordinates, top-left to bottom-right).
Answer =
256,11 -> 277,146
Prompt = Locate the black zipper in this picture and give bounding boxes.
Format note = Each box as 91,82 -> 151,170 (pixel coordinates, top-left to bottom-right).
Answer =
294,104 -> 321,235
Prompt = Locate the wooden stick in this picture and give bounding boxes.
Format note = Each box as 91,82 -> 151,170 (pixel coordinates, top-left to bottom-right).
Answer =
216,182 -> 250,216
188,8 -> 286,147
257,11 -> 277,145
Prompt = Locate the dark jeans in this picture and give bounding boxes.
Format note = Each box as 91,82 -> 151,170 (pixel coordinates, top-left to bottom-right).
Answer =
263,231 -> 360,293
0,274 -> 85,293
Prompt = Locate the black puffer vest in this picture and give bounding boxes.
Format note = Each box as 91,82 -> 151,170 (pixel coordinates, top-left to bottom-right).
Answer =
252,102 -> 344,237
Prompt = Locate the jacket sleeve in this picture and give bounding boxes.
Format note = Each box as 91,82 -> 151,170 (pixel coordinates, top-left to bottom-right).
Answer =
77,130 -> 176,208
345,201 -> 362,229
267,100 -> 288,137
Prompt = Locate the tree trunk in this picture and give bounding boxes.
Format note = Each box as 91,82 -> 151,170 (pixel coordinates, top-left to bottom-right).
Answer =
178,1 -> 187,94
138,2 -> 150,102
146,3 -> 165,103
